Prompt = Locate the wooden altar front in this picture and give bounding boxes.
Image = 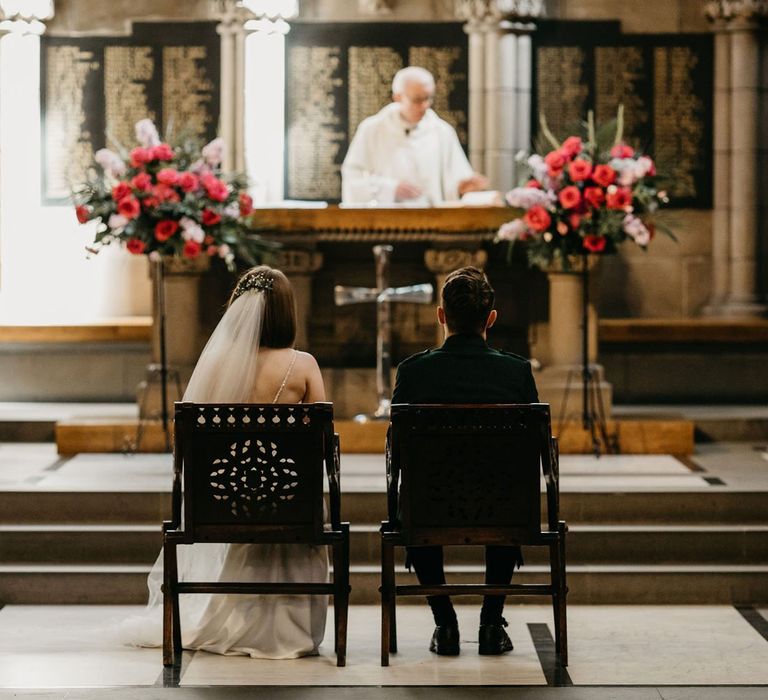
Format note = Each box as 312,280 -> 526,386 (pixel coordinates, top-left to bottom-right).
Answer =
250,206 -> 524,365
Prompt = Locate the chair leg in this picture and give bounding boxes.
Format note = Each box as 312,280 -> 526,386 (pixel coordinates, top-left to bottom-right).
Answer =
332,531 -> 349,667
389,586 -> 398,654
162,542 -> 177,666
557,522 -> 568,666
338,524 -> 350,667
381,537 -> 395,666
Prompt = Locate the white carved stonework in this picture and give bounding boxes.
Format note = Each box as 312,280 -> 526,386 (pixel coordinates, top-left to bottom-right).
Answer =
704,0 -> 768,22
455,0 -> 545,21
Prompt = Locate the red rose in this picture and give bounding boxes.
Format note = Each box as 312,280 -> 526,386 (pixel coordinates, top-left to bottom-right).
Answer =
238,192 -> 254,216
131,173 -> 152,191
561,136 -> 582,158
525,179 -> 542,189
610,143 -> 634,159
152,184 -> 180,203
117,197 -> 141,219
583,186 -> 606,208
568,213 -> 582,230
178,172 -> 199,193
183,240 -> 202,258
203,235 -> 215,245
75,205 -> 91,224
201,174 -> 228,202
201,208 -> 222,226
151,143 -> 175,161
568,159 -> 592,182
111,182 -> 132,202
592,164 -> 616,188
126,238 -> 146,255
558,185 -> 582,210
142,196 -> 160,210
524,205 -> 552,233
544,150 -> 566,176
129,147 -> 152,168
154,219 -> 179,242
206,245 -> 219,257
606,187 -> 633,210
156,168 -> 179,186
583,235 -> 607,253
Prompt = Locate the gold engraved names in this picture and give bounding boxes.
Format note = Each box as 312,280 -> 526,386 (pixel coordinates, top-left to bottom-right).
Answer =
348,46 -> 402,140
654,46 -> 702,199
595,46 -> 648,145
45,45 -> 100,199
162,46 -> 214,141
104,46 -> 155,148
409,45 -> 467,145
287,45 -> 345,200
536,46 -> 588,137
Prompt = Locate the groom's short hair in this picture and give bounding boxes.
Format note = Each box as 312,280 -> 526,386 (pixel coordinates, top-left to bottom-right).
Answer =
441,266 -> 495,335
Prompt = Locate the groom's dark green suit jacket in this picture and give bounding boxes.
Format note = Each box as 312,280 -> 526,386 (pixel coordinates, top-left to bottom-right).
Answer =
391,332 -> 539,406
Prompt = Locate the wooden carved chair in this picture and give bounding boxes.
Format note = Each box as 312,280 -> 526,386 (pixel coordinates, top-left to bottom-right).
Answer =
380,403 -> 567,666
163,402 -> 350,666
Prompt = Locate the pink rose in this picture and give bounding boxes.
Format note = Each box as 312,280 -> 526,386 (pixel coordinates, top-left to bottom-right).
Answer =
544,150 -> 566,176
524,205 -> 552,233
129,147 -> 152,168
117,197 -> 141,219
156,168 -> 179,186
568,159 -> 592,182
131,173 -> 152,191
592,165 -> 616,188
111,182 -> 132,202
610,143 -> 634,159
558,185 -> 581,210
561,136 -> 582,158
151,143 -> 175,161
178,172 -> 200,193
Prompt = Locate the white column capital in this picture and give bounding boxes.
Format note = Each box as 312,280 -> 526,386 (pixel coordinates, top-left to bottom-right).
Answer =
704,0 -> 768,27
455,0 -> 544,23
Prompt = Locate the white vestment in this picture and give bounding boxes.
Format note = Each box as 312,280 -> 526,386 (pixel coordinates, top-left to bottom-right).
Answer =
341,102 -> 474,206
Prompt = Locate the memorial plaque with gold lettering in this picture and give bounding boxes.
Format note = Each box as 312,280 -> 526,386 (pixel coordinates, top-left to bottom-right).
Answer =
533,22 -> 712,207
41,22 -> 219,203
285,23 -> 468,202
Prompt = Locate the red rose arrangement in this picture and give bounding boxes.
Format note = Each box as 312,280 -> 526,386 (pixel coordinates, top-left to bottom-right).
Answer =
497,111 -> 672,269
73,119 -> 270,269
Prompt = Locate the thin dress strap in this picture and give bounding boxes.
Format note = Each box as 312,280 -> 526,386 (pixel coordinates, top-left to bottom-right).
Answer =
272,349 -> 298,403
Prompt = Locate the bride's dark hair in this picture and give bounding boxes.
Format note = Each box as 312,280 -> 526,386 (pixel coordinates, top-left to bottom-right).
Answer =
230,265 -> 297,348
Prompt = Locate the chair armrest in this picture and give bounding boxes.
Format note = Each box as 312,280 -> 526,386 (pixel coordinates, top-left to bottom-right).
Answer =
326,432 -> 342,531
385,426 -> 400,524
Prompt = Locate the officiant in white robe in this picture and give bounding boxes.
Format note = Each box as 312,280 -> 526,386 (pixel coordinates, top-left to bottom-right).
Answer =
341,66 -> 488,206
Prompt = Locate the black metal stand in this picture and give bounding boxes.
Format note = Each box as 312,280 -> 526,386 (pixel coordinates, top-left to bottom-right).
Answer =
134,259 -> 177,453
558,254 -> 617,457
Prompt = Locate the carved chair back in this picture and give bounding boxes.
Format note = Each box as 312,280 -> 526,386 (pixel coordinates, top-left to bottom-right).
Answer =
390,403 -> 554,546
174,402 -> 335,543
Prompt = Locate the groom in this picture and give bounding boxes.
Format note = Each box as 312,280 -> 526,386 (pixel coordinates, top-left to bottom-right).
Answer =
391,266 -> 539,656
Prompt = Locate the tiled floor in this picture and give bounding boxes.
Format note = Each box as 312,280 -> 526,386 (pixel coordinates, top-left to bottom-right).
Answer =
0,604 -> 767,688
0,446 -> 745,493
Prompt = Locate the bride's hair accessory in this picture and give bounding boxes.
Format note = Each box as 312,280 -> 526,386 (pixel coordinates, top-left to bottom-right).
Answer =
233,271 -> 274,299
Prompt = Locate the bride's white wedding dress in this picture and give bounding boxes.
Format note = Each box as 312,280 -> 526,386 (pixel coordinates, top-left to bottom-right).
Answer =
121,289 -> 329,659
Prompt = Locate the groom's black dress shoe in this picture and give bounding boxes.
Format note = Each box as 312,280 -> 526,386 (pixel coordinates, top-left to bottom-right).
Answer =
429,624 -> 460,655
478,618 -> 513,655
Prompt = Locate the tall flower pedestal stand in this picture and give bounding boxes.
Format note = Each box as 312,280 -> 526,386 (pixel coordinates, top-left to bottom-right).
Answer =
135,256 -> 211,451
532,255 -> 616,455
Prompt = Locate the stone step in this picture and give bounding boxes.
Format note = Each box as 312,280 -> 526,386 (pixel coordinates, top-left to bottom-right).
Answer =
1,563 -> 766,605
2,489 -> 767,525
5,524 -> 767,566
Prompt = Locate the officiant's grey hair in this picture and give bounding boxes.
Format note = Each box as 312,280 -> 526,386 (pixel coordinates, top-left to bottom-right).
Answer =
392,66 -> 435,95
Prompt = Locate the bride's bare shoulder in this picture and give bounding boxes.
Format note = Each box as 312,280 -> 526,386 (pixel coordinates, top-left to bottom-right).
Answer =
294,350 -> 320,370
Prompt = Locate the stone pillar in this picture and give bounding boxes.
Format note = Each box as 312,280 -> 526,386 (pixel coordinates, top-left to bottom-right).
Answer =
463,17 -> 486,170
272,248 -> 323,350
456,1 -> 542,190
424,247 -> 488,345
704,0 -> 767,316
704,23 -> 732,313
211,1 -> 249,172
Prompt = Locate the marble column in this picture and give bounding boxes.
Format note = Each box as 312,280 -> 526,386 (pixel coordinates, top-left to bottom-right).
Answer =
704,23 -> 732,314
212,2 -> 249,172
704,0 -> 767,316
456,1 -> 542,190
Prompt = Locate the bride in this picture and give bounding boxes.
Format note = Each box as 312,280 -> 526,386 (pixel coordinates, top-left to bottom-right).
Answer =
122,265 -> 329,659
